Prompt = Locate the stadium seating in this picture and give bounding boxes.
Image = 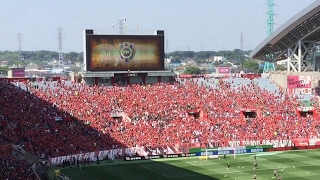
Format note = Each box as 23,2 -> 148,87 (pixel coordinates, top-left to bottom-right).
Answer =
0,154 -> 37,180
0,76 -> 320,179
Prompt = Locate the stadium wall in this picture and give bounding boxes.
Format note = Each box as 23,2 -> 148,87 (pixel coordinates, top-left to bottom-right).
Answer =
80,75 -> 173,86
82,77 -> 95,85
47,138 -> 320,165
269,71 -> 320,90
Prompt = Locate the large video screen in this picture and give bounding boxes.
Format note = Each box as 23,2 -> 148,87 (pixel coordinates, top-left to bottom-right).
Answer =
86,35 -> 164,71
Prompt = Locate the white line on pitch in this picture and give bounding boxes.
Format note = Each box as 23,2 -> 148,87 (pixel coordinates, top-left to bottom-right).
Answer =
140,165 -> 172,178
80,169 -> 99,180
141,165 -> 198,179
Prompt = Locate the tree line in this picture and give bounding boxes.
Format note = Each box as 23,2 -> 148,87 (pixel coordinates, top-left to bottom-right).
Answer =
0,49 -> 286,74
0,50 -> 83,67
0,49 -> 249,66
167,49 -> 251,63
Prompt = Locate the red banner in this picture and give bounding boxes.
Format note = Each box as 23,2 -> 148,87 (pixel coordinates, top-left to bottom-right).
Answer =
265,145 -> 320,152
228,139 -> 294,147
292,139 -> 309,146
228,139 -> 320,148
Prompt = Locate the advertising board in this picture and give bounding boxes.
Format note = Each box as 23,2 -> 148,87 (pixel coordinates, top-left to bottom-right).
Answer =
12,68 -> 25,78
287,75 -> 311,88
179,74 -> 204,78
295,88 -> 312,95
86,35 -> 164,71
216,67 -> 230,74
124,153 -> 197,161
198,148 -> 263,156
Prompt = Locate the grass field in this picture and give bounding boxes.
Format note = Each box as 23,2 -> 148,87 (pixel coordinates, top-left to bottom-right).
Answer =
51,150 -> 320,180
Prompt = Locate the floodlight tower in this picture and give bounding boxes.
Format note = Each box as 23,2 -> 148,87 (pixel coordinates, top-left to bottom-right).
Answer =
263,0 -> 276,72
124,17 -> 127,35
119,20 -> 124,35
58,28 -> 63,67
119,17 -> 127,35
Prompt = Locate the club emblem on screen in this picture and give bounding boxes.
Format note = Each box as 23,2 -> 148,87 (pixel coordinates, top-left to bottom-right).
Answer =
119,42 -> 135,63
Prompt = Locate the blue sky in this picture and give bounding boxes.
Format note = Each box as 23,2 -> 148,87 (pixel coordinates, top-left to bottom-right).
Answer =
0,0 -> 316,53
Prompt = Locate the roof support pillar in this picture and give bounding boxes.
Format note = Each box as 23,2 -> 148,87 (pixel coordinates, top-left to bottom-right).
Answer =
287,48 -> 294,72
298,40 -> 302,72
286,40 -> 316,72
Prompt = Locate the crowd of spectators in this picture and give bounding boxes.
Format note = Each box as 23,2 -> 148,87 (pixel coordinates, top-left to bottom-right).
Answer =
0,135 -> 37,180
0,77 -> 319,170
0,154 -> 37,180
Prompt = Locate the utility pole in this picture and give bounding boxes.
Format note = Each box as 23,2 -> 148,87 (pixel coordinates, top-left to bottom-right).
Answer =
166,39 -> 168,54
263,0 -> 276,72
240,32 -> 244,69
267,0 -> 275,36
58,28 -> 63,67
124,17 -> 127,35
240,32 -> 243,52
18,33 -> 22,62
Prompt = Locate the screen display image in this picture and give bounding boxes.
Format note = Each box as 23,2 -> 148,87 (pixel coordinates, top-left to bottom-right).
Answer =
86,35 -> 164,71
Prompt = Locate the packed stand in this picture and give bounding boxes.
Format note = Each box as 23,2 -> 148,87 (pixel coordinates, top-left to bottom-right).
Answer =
0,153 -> 37,180
0,77 -> 319,161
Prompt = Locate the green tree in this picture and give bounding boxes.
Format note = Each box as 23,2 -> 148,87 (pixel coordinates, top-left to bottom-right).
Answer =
184,66 -> 201,74
65,51 -> 80,64
77,52 -> 83,62
172,56 -> 181,63
243,60 -> 259,72
197,51 -> 211,60
0,66 -> 8,74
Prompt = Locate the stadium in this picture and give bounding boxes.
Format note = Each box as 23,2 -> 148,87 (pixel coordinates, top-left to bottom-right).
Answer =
1,1 -> 320,180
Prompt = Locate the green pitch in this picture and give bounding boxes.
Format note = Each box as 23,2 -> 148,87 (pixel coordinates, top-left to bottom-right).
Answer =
50,150 -> 320,180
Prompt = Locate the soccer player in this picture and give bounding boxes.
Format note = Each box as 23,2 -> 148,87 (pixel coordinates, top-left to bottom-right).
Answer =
253,162 -> 258,169
253,173 -> 257,180
227,163 -> 230,170
254,154 -> 256,160
273,169 -> 278,177
277,175 -> 282,180
224,154 -> 226,159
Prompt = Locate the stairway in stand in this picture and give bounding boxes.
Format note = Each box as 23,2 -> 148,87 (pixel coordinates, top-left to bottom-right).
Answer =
251,80 -> 265,118
221,80 -> 241,115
